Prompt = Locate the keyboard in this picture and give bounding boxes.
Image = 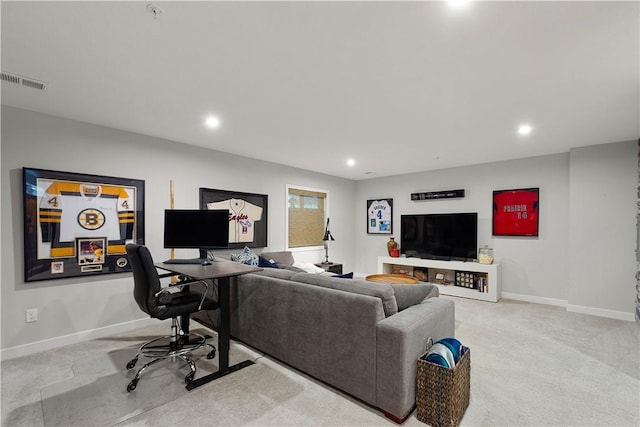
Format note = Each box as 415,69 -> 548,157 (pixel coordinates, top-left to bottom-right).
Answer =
162,258 -> 213,265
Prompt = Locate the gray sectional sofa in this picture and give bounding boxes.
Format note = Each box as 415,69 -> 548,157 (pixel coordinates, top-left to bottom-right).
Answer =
192,252 -> 455,422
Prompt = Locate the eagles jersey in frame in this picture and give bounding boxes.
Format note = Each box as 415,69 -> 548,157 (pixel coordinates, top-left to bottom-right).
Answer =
199,187 -> 268,250
23,167 -> 145,282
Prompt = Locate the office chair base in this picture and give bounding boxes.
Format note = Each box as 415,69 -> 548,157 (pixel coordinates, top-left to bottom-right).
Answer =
126,332 -> 216,392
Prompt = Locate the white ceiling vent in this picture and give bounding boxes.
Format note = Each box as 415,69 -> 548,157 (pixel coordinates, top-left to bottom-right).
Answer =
1,72 -> 47,90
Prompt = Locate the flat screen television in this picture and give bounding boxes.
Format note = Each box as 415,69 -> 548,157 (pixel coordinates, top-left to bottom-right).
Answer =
400,213 -> 478,261
163,209 -> 229,250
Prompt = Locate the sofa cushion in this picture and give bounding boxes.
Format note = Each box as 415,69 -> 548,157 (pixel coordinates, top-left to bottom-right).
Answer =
290,273 -> 398,317
231,246 -> 259,266
252,268 -> 298,280
258,256 -> 279,268
390,283 -> 439,311
334,272 -> 354,279
260,251 -> 295,268
292,262 -> 326,274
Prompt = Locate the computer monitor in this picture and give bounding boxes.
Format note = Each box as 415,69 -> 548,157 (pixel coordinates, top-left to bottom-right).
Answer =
163,209 -> 229,250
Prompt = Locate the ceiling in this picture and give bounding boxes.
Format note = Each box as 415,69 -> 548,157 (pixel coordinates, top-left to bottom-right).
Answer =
2,1 -> 638,180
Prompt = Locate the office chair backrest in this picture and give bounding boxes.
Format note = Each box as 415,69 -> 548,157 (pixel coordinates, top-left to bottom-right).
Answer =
126,244 -> 163,317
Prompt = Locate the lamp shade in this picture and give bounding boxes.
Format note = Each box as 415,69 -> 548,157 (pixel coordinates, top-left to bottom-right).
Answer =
323,218 -> 335,241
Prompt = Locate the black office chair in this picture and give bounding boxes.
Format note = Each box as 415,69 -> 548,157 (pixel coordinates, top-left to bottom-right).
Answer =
125,244 -> 219,392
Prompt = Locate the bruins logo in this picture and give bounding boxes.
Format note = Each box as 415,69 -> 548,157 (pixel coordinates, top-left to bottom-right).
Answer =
77,208 -> 106,230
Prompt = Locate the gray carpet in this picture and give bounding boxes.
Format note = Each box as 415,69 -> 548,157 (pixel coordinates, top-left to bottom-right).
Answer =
2,298 -> 639,426
39,344 -> 216,427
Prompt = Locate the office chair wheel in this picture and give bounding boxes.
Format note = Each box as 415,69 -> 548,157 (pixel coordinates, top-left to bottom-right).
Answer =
127,378 -> 138,392
126,357 -> 138,370
207,348 -> 216,359
185,372 -> 195,384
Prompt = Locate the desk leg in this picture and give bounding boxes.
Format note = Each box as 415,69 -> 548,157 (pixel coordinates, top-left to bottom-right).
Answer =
218,276 -> 230,371
186,276 -> 254,390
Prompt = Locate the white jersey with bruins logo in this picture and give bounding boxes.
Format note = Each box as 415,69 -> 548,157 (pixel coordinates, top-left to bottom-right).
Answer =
38,181 -> 135,258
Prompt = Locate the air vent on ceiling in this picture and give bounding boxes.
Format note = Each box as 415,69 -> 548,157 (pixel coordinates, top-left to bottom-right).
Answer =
1,72 -> 47,90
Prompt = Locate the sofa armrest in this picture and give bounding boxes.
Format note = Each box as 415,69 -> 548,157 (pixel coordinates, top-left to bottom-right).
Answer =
390,283 -> 439,311
375,297 -> 455,420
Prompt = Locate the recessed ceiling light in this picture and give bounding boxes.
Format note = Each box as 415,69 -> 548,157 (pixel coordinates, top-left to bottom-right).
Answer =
205,115 -> 221,129
518,124 -> 533,136
448,0 -> 471,8
347,159 -> 356,167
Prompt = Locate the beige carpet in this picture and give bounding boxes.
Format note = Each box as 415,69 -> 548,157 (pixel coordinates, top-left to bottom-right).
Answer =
2,297 -> 639,426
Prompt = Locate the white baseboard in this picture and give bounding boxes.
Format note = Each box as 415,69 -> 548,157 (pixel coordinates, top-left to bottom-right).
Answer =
501,292 -> 634,321
1,317 -> 157,361
566,304 -> 635,322
501,292 -> 567,307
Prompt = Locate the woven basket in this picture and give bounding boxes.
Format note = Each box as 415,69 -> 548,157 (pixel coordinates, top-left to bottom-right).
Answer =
416,339 -> 470,427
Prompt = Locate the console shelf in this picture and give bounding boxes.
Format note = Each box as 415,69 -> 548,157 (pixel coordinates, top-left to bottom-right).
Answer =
377,256 -> 501,302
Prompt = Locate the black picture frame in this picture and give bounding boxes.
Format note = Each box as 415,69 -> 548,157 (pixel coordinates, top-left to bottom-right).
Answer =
492,187 -> 540,237
23,167 -> 145,282
199,188 -> 268,249
367,198 -> 393,234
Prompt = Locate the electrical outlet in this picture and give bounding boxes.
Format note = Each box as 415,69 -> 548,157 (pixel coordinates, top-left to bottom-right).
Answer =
25,308 -> 38,323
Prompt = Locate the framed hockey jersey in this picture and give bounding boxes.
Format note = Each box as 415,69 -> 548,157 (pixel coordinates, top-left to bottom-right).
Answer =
23,167 -> 145,282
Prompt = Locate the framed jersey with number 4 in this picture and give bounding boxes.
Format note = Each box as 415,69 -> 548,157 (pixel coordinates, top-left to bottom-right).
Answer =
23,167 -> 145,282
367,198 -> 393,234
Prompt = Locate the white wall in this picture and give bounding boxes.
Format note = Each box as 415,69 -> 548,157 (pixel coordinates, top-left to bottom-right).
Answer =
1,106 -> 356,356
568,141 -> 637,318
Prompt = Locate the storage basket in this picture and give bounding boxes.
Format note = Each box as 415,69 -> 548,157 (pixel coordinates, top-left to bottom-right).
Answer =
416,338 -> 470,427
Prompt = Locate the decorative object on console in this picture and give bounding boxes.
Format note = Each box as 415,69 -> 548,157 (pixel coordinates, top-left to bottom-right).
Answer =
411,189 -> 465,201
322,217 -> 335,264
22,167 -> 145,282
413,267 -> 428,282
455,271 -> 477,289
367,198 -> 393,234
392,264 -> 414,276
200,187 -> 268,249
492,187 -> 539,237
478,245 -> 494,264
387,237 -> 398,256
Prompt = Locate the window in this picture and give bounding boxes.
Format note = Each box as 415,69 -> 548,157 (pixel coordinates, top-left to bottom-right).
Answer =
287,185 -> 328,249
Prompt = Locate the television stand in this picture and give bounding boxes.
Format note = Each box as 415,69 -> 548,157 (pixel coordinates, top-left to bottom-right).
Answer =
377,256 -> 501,302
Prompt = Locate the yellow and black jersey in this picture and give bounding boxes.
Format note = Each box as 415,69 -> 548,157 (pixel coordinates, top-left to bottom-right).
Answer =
38,182 -> 135,258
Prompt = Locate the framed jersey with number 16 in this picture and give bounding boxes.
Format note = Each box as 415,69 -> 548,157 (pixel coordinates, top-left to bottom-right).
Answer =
367,198 -> 393,234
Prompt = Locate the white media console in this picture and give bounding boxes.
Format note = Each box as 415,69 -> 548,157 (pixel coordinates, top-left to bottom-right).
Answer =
377,256 -> 501,302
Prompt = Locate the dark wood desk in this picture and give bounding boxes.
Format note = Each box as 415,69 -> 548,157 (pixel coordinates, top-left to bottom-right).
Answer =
156,260 -> 261,390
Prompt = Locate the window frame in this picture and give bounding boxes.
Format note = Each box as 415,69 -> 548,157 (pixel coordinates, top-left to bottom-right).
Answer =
285,184 -> 330,253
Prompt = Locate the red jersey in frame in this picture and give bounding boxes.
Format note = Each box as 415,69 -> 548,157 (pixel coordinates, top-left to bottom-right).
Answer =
493,188 -> 539,236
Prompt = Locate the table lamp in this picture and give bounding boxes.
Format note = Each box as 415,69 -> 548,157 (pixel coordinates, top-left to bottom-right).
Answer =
322,218 -> 335,264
